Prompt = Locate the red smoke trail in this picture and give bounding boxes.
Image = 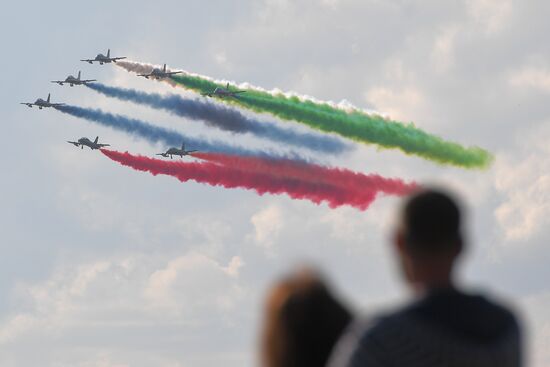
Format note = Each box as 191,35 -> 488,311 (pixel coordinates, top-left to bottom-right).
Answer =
192,152 -> 417,198
101,150 -> 409,210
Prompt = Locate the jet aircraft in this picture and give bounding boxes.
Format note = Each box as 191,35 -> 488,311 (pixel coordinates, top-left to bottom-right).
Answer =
67,136 -> 110,150
51,71 -> 96,86
81,49 -> 126,65
156,142 -> 198,158
201,83 -> 246,98
138,64 -> 182,79
20,93 -> 65,109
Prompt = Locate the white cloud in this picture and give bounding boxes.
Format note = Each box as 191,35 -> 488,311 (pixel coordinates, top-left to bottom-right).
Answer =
0,252 -> 247,348
223,256 -> 245,278
495,173 -> 550,242
366,85 -> 426,122
248,205 -> 284,251
466,0 -> 513,35
431,26 -> 458,74
494,123 -> 550,243
144,252 -> 245,314
509,66 -> 550,93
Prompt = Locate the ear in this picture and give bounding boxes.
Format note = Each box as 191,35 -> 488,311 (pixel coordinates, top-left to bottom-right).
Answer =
394,229 -> 406,254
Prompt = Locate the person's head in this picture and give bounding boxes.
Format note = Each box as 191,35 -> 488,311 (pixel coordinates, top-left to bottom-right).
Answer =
261,268 -> 351,367
393,188 -> 464,292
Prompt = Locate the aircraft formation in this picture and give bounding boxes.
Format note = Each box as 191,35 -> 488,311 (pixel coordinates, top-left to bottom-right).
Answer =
21,49 -> 203,159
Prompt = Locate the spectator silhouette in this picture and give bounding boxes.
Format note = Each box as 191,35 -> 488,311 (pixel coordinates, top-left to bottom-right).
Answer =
261,268 -> 352,367
329,188 -> 522,367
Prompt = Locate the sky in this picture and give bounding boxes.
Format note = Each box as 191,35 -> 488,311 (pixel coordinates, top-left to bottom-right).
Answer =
1,0 -> 549,366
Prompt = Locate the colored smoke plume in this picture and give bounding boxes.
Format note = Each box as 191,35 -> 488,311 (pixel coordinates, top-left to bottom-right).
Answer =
86,82 -> 350,154
101,150 -> 412,210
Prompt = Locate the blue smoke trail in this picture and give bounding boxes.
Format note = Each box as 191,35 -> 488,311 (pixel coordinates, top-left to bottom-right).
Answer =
85,83 -> 351,155
54,105 -> 304,160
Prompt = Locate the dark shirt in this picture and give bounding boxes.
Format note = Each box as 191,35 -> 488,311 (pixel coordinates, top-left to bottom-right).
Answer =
329,288 -> 521,367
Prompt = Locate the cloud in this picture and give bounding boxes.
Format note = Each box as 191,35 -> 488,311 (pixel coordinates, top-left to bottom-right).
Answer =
494,123 -> 550,243
509,66 -> 550,93
248,204 -> 284,252
431,25 -> 458,74
144,252 -> 246,314
0,252 -> 247,347
365,85 -> 426,122
466,0 -> 513,35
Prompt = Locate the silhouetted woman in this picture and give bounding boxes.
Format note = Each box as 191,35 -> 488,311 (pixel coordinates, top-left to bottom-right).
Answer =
261,269 -> 352,367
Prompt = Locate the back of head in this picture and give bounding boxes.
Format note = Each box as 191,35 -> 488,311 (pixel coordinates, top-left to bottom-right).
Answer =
261,269 -> 352,367
395,188 -> 465,290
402,188 -> 463,255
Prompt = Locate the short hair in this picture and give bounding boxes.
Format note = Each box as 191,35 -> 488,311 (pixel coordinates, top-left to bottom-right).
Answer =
402,188 -> 462,253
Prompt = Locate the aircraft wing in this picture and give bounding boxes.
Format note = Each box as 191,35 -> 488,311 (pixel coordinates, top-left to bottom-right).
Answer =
81,79 -> 97,83
50,103 -> 65,107
80,59 -> 94,63
166,71 -> 183,76
111,57 -> 126,61
137,73 -> 151,77
156,153 -> 168,157
233,90 -> 247,94
201,92 -> 213,97
20,102 -> 34,107
98,143 -> 110,147
187,150 -> 199,153
67,141 -> 80,147
51,80 -> 64,84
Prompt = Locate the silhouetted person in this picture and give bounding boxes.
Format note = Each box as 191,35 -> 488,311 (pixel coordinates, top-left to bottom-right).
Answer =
329,189 -> 522,367
261,268 -> 352,367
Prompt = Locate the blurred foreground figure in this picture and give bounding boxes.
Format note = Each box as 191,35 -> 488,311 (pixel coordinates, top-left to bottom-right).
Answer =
261,269 -> 352,367
330,188 -> 522,367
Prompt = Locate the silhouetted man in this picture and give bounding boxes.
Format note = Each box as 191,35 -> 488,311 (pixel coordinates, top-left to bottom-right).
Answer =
329,189 -> 522,367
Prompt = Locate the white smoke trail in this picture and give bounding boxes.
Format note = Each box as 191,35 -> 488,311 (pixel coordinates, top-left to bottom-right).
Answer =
116,60 -> 179,87
115,59 -> 383,116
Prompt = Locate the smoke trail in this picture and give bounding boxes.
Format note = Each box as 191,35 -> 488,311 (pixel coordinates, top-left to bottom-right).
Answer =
115,60 -> 361,112
193,152 -> 417,198
101,150 -> 405,210
172,74 -> 493,169
85,82 -> 350,154
116,60 -> 493,168
115,60 -> 179,87
54,105 -> 302,160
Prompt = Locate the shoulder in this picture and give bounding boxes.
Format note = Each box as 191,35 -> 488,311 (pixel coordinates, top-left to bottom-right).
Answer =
328,312 -> 410,367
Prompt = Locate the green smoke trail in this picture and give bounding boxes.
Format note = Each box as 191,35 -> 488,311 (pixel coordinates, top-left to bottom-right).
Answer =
170,74 -> 493,169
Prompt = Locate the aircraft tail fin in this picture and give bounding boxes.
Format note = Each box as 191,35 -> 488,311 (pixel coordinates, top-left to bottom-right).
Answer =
94,136 -> 99,144
226,82 -> 229,90
181,142 -> 185,151
78,71 -> 81,80
107,49 -> 110,58
47,93 -> 51,103
163,64 -> 167,72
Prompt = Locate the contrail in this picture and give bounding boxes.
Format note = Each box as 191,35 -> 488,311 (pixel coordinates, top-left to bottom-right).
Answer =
101,150 -> 409,210
85,82 -> 350,155
53,105 -> 303,160
114,60 -> 493,169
